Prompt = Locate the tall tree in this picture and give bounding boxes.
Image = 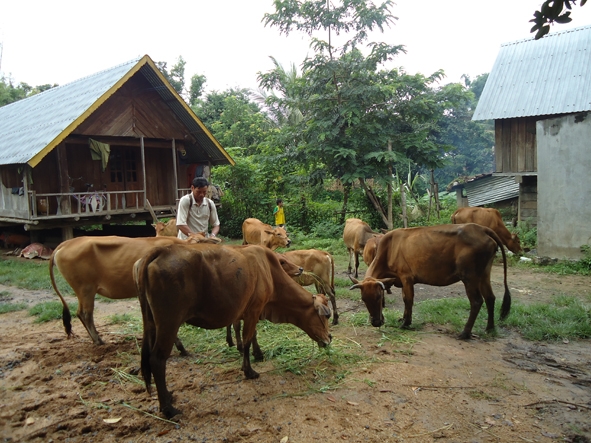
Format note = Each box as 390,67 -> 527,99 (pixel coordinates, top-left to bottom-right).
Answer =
531,0 -> 587,39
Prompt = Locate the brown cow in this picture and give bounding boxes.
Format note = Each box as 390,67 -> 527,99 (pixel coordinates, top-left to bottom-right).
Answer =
242,218 -> 291,250
153,218 -> 178,237
451,207 -> 522,254
1,232 -> 30,248
135,243 -> 332,418
343,218 -> 381,278
349,223 -> 511,340
362,234 -> 384,267
49,234 -> 220,349
284,249 -> 338,325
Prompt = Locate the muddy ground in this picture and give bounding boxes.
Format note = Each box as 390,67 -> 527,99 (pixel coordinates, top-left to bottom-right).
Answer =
0,257 -> 590,443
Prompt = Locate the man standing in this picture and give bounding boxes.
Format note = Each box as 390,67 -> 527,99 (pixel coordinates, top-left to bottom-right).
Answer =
273,198 -> 285,228
177,177 -> 220,240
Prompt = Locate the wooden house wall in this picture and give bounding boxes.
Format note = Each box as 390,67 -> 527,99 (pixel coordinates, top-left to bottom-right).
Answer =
494,118 -> 537,173
144,147 -> 175,207
73,73 -> 189,140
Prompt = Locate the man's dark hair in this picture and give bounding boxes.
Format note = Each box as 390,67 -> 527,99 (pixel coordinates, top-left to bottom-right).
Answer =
192,177 -> 209,188
276,198 -> 283,204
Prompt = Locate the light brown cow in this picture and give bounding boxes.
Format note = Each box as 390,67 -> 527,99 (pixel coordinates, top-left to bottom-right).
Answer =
284,249 -> 338,324
343,218 -> 381,278
362,233 -> 384,267
135,243 -> 332,418
451,207 -> 522,254
350,223 -> 511,340
49,234 -> 220,349
153,218 -> 178,237
242,218 -> 291,250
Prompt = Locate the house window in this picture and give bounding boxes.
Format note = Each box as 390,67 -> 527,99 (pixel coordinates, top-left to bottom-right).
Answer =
109,148 -> 137,184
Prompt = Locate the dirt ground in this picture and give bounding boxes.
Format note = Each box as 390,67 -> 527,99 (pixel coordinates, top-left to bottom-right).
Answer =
1,258 -> 590,443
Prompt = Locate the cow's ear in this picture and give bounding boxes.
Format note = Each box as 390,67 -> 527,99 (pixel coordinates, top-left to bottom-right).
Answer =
313,295 -> 332,318
379,278 -> 396,291
264,229 -> 274,235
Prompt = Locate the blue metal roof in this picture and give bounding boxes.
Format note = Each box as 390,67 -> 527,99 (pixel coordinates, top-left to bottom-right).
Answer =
473,25 -> 591,121
0,55 -> 234,167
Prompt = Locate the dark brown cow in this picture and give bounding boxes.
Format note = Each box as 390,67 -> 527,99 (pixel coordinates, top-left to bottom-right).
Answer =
451,207 -> 522,254
135,243 -> 332,418
343,218 -> 381,278
49,234 -> 219,349
350,223 -> 511,339
362,233 -> 384,267
242,218 -> 291,250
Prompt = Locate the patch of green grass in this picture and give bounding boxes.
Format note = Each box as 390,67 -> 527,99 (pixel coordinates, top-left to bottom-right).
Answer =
108,313 -> 137,325
411,295 -> 591,341
29,301 -> 77,323
0,258 -> 73,295
0,290 -> 11,298
503,296 -> 591,340
0,302 -> 28,314
97,295 -> 119,303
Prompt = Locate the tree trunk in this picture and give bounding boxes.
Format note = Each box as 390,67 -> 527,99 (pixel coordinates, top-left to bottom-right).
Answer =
401,182 -> 408,228
340,182 -> 350,225
359,178 -> 389,227
387,140 -> 393,230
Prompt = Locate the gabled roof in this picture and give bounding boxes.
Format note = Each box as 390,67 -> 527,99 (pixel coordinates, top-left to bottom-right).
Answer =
473,25 -> 591,121
0,55 -> 234,167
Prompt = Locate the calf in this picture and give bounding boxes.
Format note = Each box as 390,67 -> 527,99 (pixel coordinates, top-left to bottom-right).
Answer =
153,218 -> 178,237
242,218 -> 291,250
350,223 -> 511,339
343,218 -> 381,278
135,243 -> 332,418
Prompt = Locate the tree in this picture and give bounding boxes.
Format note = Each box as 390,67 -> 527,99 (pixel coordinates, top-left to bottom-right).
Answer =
155,57 -> 187,98
0,77 -> 57,107
188,74 -> 207,108
531,0 -> 587,39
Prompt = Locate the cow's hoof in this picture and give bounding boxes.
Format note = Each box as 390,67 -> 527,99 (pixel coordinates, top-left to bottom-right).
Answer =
162,405 -> 182,419
332,317 -> 339,326
253,353 -> 264,362
244,369 -> 260,380
458,331 -> 472,340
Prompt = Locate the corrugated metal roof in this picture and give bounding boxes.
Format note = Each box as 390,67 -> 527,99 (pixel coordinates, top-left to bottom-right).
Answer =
466,175 -> 519,206
0,55 -> 234,167
473,25 -> 591,121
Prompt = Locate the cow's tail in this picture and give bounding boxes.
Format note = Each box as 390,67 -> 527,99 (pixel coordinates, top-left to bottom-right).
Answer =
135,247 -> 163,395
48,249 -> 73,338
485,227 -> 511,320
329,253 -> 335,296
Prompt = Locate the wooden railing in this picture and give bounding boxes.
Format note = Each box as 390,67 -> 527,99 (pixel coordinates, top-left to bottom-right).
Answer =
28,190 -> 147,219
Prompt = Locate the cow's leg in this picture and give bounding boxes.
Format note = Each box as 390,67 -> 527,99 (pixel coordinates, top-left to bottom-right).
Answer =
400,282 -> 415,329
240,318 -> 260,379
174,337 -> 188,356
354,252 -> 360,279
459,280 -> 484,340
251,329 -> 264,362
150,330 -> 180,418
481,280 -> 496,333
322,285 -> 338,325
347,249 -> 353,275
76,291 -> 104,345
225,325 -> 235,347
233,321 -> 244,354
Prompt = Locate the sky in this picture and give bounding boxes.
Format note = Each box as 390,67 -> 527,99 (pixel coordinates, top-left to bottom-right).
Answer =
2,0 -> 591,94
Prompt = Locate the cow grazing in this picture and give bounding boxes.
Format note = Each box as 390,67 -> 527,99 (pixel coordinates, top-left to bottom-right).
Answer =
283,249 -> 338,325
349,223 -> 511,340
362,234 -> 384,267
135,243 -> 332,418
153,218 -> 178,237
343,218 -> 381,278
451,207 -> 522,254
225,252 -> 304,357
242,218 -> 291,250
49,234 -> 219,349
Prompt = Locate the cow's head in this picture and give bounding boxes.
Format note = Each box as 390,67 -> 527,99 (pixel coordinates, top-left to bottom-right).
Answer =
309,294 -> 332,347
349,277 -> 396,327
185,232 -> 223,244
508,234 -> 523,254
277,255 -> 304,277
264,227 -> 291,250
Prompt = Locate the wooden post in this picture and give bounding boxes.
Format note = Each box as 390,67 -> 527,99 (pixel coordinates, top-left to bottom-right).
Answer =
56,142 -> 73,240
141,136 -> 146,207
387,140 -> 393,230
172,139 -> 178,202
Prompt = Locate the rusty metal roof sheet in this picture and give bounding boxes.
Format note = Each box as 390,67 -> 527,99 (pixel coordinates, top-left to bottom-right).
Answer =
0,55 -> 234,167
473,25 -> 591,121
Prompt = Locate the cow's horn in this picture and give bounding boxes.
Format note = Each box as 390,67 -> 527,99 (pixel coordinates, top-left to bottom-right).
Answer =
377,281 -> 385,290
349,284 -> 361,290
146,199 -> 159,224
